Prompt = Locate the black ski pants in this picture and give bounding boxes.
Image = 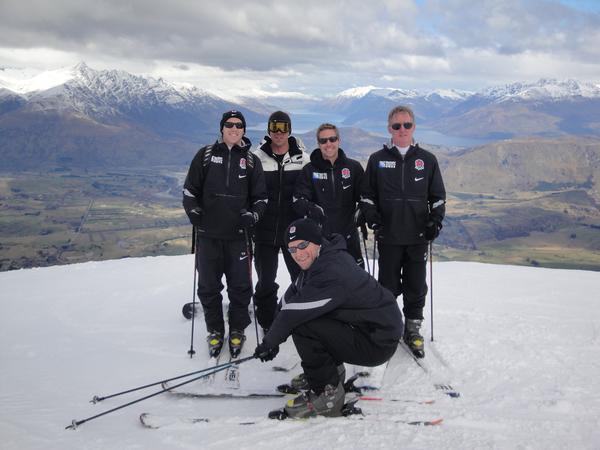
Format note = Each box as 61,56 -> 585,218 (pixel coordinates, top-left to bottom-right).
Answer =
253,242 -> 301,330
292,317 -> 397,393
196,237 -> 252,334
377,243 -> 428,320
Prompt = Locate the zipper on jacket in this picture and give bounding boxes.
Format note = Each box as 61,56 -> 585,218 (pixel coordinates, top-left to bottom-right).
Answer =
273,159 -> 284,245
225,149 -> 232,189
329,166 -> 336,199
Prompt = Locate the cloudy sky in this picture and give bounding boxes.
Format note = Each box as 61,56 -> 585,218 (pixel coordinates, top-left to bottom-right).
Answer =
1,0 -> 599,99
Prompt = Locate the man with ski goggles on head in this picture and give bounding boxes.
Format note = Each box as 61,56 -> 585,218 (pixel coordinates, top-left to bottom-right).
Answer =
360,105 -> 446,358
182,110 -> 268,360
292,123 -> 365,268
251,111 -> 309,336
254,217 -> 402,419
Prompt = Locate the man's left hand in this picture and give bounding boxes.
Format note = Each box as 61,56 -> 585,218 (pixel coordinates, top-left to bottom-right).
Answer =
240,210 -> 259,229
424,220 -> 442,241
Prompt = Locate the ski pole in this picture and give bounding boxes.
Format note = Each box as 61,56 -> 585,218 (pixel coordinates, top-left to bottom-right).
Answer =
89,355 -> 255,404
243,226 -> 259,345
359,222 -> 371,274
372,228 -> 379,278
429,241 -> 434,342
188,226 -> 198,358
68,355 -> 256,430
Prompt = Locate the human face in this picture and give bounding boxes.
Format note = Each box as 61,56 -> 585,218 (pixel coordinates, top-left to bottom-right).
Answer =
222,119 -> 244,147
269,129 -> 290,154
287,239 -> 320,270
317,129 -> 339,163
388,111 -> 415,148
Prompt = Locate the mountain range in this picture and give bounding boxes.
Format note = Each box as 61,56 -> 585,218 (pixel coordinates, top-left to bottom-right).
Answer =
1,62 -> 600,171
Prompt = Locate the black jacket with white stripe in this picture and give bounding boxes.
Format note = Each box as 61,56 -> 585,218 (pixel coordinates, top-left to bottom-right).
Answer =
182,137 -> 268,240
360,143 -> 446,245
263,234 -> 403,350
252,136 -> 309,246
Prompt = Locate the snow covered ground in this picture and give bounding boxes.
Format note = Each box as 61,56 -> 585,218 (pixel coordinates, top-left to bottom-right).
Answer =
1,255 -> 599,450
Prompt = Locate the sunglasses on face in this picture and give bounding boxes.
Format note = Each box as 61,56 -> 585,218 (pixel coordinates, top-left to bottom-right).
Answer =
223,122 -> 244,129
287,240 -> 310,253
268,121 -> 291,133
391,122 -> 413,130
317,136 -> 339,145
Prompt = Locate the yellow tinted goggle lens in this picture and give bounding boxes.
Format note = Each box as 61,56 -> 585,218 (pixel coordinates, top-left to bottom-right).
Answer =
269,121 -> 290,133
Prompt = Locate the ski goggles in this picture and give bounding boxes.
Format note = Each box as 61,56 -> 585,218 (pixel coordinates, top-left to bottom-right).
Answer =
391,122 -> 413,130
223,121 -> 244,129
317,136 -> 339,145
287,240 -> 310,253
268,120 -> 291,133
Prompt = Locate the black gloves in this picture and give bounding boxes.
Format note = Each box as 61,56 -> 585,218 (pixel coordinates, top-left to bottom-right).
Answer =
425,220 -> 442,241
254,342 -> 279,362
307,203 -> 325,224
188,207 -> 203,225
240,210 -> 259,229
363,209 -> 382,231
354,208 -> 366,227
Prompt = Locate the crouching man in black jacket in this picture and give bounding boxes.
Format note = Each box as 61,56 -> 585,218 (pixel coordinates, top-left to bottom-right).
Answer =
254,218 -> 403,419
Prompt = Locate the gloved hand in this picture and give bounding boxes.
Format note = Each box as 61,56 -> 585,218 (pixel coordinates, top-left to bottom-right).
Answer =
424,220 -> 442,241
188,207 -> 203,225
363,209 -> 382,230
240,210 -> 259,229
307,203 -> 325,224
254,342 -> 279,362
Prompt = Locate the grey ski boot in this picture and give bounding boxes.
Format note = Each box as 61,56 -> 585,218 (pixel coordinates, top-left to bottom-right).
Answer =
283,380 -> 345,419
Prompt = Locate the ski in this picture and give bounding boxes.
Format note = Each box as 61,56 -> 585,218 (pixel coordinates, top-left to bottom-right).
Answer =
160,391 -> 284,399
224,356 -> 240,389
399,343 -> 460,398
358,396 -> 435,405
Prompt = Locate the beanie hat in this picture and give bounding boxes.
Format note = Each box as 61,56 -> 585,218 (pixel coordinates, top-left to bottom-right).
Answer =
220,110 -> 246,132
268,110 -> 291,133
286,218 -> 322,246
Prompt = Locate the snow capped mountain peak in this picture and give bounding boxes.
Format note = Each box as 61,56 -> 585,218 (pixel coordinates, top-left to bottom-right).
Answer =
480,78 -> 600,101
337,85 -> 379,98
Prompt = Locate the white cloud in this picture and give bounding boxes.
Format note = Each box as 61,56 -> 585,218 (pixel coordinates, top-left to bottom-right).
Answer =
0,0 -> 598,95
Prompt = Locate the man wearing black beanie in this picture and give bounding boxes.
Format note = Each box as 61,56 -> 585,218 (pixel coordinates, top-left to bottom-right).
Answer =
254,218 -> 403,419
183,110 -> 267,359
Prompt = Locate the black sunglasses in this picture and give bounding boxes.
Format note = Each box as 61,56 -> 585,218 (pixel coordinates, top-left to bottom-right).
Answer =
223,122 -> 244,129
268,121 -> 291,133
391,122 -> 413,130
287,240 -> 310,253
317,136 -> 339,145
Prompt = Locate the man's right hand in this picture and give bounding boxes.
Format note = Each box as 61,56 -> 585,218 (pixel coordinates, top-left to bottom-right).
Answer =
307,203 -> 325,225
364,209 -> 382,231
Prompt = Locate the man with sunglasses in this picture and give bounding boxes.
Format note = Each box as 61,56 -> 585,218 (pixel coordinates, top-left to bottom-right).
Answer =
254,217 -> 402,419
183,110 -> 268,359
360,105 -> 446,358
251,111 -> 309,334
293,123 -> 365,267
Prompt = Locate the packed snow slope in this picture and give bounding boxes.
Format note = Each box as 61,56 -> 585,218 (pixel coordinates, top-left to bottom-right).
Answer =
1,255 -> 599,450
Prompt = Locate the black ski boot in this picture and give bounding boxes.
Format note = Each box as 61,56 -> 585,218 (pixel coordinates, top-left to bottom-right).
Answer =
207,331 -> 224,358
404,319 -> 425,358
281,381 -> 345,419
228,329 -> 246,358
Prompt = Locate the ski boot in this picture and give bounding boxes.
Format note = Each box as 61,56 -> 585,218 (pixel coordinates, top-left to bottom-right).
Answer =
206,331 -> 224,358
404,319 -> 425,358
280,381 -> 345,419
228,329 -> 246,358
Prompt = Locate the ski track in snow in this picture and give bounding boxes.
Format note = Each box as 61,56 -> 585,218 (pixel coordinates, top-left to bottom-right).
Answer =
1,256 -> 599,449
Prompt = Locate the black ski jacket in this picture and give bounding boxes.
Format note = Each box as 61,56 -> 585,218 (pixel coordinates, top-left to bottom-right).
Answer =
252,136 -> 309,246
293,148 -> 364,237
263,234 -> 403,350
183,137 -> 267,240
360,143 -> 446,245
